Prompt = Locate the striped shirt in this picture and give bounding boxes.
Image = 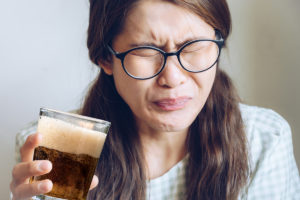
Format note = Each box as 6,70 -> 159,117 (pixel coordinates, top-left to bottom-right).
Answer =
14,104 -> 300,199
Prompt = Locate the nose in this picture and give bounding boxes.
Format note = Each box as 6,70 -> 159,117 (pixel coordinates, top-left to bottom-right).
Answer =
157,55 -> 188,88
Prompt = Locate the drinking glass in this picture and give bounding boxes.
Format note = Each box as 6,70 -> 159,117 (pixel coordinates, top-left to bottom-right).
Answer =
30,108 -> 110,200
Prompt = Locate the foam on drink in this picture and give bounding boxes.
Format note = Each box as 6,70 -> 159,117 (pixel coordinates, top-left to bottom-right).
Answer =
37,116 -> 107,158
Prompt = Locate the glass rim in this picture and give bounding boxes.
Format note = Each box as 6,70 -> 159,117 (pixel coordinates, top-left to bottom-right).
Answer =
40,107 -> 111,126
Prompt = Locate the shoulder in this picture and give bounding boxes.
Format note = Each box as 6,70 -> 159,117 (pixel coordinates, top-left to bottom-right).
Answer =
239,103 -> 290,137
239,104 -> 300,199
239,104 -> 292,163
239,103 -> 291,152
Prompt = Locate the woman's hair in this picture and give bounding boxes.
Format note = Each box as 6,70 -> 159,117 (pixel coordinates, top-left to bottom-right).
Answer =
82,0 -> 249,199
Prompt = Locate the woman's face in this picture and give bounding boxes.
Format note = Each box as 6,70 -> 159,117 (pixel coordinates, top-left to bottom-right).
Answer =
102,0 -> 217,133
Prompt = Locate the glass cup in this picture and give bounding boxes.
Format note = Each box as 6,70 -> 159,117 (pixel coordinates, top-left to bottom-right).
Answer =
30,108 -> 111,200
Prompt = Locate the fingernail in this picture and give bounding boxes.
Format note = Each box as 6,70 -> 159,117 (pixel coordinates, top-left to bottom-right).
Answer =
37,161 -> 51,172
38,180 -> 52,193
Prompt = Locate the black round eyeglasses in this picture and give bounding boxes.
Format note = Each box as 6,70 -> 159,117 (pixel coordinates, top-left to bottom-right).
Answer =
107,29 -> 224,80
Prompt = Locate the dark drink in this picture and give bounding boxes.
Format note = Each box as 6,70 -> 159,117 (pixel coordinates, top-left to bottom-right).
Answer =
31,146 -> 98,199
31,108 -> 110,200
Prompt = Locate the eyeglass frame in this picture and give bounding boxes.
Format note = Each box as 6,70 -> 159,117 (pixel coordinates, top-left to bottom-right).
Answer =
107,29 -> 224,80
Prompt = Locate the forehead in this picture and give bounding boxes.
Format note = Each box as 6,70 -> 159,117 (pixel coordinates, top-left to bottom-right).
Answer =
113,0 -> 214,47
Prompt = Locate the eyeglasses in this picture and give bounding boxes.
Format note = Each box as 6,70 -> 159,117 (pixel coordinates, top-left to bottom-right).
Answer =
107,29 -> 224,80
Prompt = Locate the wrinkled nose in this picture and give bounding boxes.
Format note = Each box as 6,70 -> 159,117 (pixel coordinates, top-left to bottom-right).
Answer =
157,55 -> 188,88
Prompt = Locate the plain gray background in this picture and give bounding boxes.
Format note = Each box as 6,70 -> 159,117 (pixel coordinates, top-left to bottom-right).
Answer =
1,0 -> 299,199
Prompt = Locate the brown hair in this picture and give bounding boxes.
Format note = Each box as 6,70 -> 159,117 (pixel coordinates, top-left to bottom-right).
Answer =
82,0 -> 249,199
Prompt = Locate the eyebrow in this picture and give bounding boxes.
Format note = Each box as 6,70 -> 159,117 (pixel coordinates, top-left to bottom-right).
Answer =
128,42 -> 161,49
128,35 -> 213,50
176,36 -> 209,48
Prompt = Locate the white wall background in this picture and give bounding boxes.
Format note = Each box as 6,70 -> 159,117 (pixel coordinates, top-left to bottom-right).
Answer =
0,0 -> 299,199
225,0 -> 300,172
0,0 -> 96,198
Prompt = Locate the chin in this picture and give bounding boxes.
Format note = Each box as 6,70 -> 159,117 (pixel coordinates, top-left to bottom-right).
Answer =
152,119 -> 193,133
157,111 -> 199,132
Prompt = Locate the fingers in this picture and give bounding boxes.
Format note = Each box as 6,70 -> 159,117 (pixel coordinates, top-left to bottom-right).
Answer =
11,179 -> 52,200
89,175 -> 99,190
12,160 -> 52,186
20,133 -> 42,162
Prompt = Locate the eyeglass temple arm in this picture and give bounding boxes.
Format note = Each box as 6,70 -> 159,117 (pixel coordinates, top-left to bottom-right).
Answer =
214,29 -> 224,47
106,45 -> 117,55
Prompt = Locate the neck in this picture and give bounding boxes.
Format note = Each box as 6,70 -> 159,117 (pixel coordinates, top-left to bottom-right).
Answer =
138,126 -> 189,179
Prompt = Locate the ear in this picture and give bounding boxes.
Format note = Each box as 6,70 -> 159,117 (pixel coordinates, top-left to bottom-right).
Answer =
98,60 -> 113,75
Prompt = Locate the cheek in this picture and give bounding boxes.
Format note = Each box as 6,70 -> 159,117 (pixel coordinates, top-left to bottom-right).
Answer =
114,75 -> 136,106
113,70 -> 150,115
194,66 -> 216,95
111,59 -> 134,98
110,58 -> 152,120
191,67 -> 216,113
206,68 -> 216,92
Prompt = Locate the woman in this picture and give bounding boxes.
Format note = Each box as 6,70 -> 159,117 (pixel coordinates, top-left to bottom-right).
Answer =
10,0 -> 300,199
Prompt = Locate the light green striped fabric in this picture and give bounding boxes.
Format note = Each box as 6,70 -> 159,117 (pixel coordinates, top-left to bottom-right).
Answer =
13,104 -> 300,199
146,155 -> 188,200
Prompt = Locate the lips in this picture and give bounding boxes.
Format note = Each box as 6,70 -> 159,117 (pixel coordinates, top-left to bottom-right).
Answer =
154,97 -> 192,111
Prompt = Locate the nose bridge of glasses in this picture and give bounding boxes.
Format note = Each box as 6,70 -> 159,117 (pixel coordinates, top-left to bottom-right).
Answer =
164,51 -> 180,65
162,50 -> 186,74
165,51 -> 178,57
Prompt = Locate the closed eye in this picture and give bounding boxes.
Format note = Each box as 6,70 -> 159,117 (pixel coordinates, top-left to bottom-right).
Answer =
129,48 -> 161,57
181,41 -> 212,53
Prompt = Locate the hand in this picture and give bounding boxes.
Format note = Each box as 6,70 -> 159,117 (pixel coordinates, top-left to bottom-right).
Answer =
10,133 -> 99,200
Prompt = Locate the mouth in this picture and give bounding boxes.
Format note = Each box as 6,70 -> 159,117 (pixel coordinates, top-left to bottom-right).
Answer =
153,97 -> 192,111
